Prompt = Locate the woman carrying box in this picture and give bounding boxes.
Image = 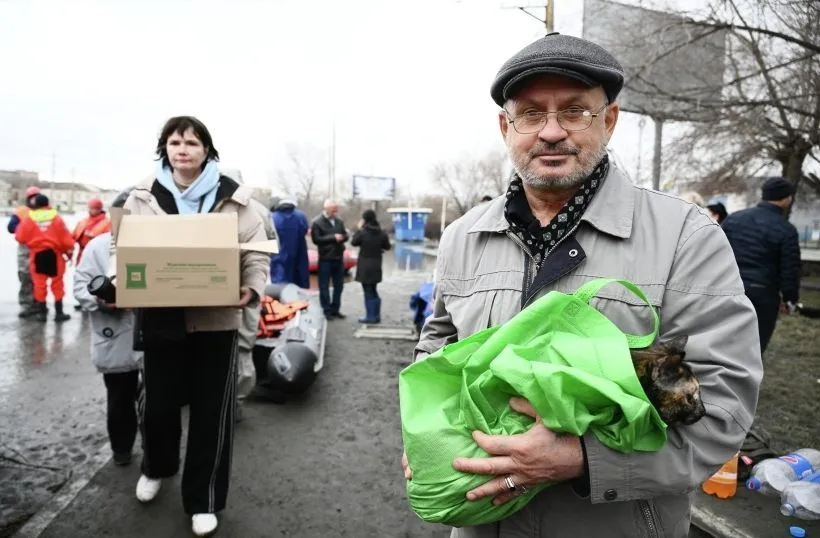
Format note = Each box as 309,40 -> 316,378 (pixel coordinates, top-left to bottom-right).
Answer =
112,116 -> 269,537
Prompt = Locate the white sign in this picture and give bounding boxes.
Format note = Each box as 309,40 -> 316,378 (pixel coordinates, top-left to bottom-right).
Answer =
352,175 -> 396,201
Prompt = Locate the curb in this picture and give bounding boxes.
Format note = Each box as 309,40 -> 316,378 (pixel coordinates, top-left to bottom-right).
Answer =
691,503 -> 757,538
12,444 -> 113,538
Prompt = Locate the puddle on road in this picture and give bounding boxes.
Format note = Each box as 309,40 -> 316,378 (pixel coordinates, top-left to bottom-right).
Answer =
304,241 -> 435,290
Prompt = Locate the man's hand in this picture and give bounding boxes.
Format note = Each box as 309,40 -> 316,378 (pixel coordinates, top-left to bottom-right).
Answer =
334,233 -> 345,243
452,397 -> 584,506
96,298 -> 118,314
402,451 -> 412,480
237,287 -> 256,307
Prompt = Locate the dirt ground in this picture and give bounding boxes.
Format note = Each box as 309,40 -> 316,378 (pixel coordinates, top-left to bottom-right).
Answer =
749,279 -> 820,454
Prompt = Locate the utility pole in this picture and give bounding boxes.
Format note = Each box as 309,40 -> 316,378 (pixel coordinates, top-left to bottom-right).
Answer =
70,168 -> 76,212
545,0 -> 554,33
652,116 -> 664,191
328,121 -> 336,200
50,150 -> 56,194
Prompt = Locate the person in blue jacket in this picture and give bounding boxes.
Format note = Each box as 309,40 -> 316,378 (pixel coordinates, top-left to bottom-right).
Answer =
270,196 -> 310,289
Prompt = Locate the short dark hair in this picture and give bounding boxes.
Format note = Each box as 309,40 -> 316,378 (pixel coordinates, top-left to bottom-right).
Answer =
362,209 -> 377,224
155,116 -> 219,170
707,202 -> 728,224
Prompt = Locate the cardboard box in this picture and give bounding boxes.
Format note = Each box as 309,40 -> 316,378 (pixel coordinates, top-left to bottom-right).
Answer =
113,212 -> 278,308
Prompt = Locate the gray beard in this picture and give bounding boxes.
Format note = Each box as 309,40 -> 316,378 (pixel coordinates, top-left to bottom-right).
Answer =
512,145 -> 608,192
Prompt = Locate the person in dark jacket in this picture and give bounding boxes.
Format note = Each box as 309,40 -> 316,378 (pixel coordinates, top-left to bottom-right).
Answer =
351,209 -> 391,323
311,199 -> 349,319
706,202 -> 728,225
722,177 -> 801,353
270,196 -> 310,289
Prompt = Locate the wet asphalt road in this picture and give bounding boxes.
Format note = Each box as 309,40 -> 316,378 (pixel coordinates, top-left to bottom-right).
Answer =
0,219 -> 448,537
1,214 -> 113,536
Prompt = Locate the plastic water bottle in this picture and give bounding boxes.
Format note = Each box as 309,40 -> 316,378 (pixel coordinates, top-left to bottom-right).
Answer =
746,448 -> 820,496
780,470 -> 820,520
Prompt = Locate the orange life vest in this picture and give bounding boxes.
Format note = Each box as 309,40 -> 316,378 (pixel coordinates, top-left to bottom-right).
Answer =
256,296 -> 310,338
74,213 -> 112,249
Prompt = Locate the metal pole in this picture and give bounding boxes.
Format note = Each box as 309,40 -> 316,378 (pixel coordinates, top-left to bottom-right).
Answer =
637,117 -> 646,185
50,150 -> 56,194
440,196 -> 447,237
545,0 -> 554,33
652,117 -> 664,191
330,121 -> 336,199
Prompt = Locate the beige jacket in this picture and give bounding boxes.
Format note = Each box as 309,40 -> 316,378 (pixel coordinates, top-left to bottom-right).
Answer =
112,174 -> 270,333
416,160 -> 763,538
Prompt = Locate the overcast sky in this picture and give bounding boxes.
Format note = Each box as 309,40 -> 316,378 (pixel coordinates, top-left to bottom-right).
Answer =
1,0 -> 702,199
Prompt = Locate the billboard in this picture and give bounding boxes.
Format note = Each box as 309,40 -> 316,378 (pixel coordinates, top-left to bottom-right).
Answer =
351,175 -> 396,201
583,0 -> 727,121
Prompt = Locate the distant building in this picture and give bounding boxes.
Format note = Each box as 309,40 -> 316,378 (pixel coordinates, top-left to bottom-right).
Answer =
697,176 -> 820,242
1,170 -> 42,206
0,169 -> 116,212
0,179 -> 10,207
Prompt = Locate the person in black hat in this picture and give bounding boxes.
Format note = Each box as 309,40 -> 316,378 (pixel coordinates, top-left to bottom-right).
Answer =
722,176 -> 801,353
405,32 -> 762,538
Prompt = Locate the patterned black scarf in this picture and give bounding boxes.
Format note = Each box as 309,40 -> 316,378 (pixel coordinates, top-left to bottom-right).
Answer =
504,154 -> 609,265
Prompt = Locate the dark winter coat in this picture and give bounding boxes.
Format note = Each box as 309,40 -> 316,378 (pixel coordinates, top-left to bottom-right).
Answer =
351,224 -> 391,285
311,213 -> 348,260
722,202 -> 801,303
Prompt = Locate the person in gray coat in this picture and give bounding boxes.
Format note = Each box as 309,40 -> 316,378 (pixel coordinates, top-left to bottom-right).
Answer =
73,188 -> 142,466
406,33 -> 762,538
235,197 -> 278,413
220,169 -> 279,411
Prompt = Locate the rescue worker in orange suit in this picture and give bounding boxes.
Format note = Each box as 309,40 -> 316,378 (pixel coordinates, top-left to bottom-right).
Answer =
7,186 -> 43,318
72,198 -> 111,310
73,198 -> 111,264
14,194 -> 75,322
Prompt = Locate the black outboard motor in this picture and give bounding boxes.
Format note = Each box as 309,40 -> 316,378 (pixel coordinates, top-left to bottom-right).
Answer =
253,283 -> 326,402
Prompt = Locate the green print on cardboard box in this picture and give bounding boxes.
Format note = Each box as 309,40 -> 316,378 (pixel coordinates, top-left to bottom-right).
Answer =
125,263 -> 147,289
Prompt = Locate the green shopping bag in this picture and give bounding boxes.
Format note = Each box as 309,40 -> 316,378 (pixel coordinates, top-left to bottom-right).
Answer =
399,278 -> 667,527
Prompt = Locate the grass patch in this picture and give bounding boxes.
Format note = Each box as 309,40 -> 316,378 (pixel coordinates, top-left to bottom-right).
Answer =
750,285 -> 820,454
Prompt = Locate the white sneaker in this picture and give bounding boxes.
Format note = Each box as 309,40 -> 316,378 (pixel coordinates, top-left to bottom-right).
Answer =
192,513 -> 218,536
135,475 -> 162,503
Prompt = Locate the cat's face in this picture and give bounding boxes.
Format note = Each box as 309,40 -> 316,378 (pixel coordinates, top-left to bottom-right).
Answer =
631,335 -> 707,426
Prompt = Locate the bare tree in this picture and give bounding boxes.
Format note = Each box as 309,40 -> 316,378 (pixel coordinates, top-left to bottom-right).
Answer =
628,0 -> 820,209
430,150 -> 509,216
273,143 -> 328,206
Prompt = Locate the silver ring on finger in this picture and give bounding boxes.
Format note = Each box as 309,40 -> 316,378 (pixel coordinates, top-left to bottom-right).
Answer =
503,475 -> 516,492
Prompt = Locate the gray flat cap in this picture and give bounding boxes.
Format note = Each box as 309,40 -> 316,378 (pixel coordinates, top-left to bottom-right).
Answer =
491,32 -> 624,107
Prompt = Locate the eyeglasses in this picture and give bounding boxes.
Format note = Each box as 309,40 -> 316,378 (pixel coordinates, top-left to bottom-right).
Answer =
504,103 -> 609,134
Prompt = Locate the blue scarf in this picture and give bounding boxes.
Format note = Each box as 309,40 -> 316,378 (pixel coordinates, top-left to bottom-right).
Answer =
155,160 -> 221,215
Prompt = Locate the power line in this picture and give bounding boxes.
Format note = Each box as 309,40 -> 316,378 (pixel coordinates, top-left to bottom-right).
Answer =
502,1 -> 554,33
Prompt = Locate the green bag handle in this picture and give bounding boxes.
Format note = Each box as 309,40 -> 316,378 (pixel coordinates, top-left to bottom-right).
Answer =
572,278 -> 659,349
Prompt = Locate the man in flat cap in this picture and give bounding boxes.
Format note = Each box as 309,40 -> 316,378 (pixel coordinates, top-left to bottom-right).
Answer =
722,177 -> 800,354
407,33 -> 762,537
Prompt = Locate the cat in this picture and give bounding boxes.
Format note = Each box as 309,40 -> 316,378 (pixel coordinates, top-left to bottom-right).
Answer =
630,335 -> 707,426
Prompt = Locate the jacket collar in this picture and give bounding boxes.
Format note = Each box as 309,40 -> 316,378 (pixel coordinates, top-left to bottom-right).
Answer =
467,156 -> 634,239
756,201 -> 785,216
131,174 -> 253,209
